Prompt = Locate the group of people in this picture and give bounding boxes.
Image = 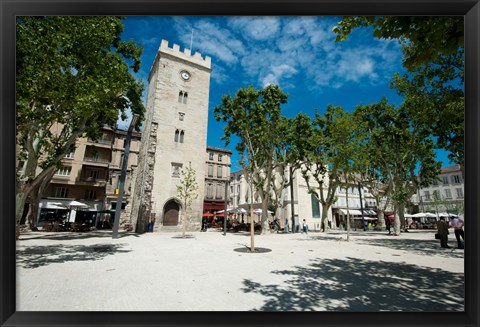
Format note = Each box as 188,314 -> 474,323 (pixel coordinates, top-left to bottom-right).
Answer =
437,216 -> 465,249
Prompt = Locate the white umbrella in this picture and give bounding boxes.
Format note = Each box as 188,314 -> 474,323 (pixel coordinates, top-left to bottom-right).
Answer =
404,213 -> 414,218
253,209 -> 273,214
235,208 -> 247,214
424,212 -> 437,218
412,213 -> 426,218
67,200 -> 89,209
438,212 -> 457,218
47,204 -> 67,210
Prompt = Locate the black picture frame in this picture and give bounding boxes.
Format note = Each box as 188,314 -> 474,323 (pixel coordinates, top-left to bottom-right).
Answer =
2,1 -> 478,326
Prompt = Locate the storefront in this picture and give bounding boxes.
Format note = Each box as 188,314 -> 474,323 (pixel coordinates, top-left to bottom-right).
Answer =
37,198 -> 103,226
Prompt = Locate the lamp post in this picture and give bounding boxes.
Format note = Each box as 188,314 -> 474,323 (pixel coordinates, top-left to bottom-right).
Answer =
223,178 -> 229,236
289,165 -> 295,233
112,114 -> 139,239
358,182 -> 366,230
419,194 -> 426,213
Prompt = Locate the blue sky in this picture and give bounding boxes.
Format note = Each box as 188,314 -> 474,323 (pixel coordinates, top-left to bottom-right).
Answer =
119,16 -> 455,171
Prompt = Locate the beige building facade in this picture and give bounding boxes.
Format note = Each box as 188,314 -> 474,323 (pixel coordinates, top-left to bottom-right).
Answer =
203,146 -> 232,214
229,166 -> 335,231
411,165 -> 464,215
129,40 -> 211,232
36,127 -> 141,226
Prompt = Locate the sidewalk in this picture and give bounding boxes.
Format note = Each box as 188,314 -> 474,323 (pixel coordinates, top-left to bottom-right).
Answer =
16,229 -> 464,311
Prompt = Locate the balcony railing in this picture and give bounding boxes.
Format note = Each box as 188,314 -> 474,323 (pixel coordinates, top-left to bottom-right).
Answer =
88,138 -> 113,145
84,157 -> 110,164
79,177 -> 107,185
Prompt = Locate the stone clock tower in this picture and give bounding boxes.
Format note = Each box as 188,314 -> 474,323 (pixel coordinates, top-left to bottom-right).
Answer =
129,39 -> 211,232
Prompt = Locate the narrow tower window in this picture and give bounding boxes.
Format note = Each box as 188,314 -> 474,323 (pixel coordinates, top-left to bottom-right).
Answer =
178,91 -> 188,104
175,129 -> 185,143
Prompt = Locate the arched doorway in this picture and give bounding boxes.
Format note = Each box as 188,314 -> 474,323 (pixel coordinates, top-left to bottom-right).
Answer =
163,200 -> 180,226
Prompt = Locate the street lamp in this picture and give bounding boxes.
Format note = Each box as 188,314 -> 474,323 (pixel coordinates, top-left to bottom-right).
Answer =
223,178 -> 229,236
112,114 -> 139,239
358,182 -> 366,230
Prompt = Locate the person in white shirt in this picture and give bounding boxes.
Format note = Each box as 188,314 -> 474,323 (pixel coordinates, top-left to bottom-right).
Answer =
449,216 -> 465,249
302,219 -> 308,234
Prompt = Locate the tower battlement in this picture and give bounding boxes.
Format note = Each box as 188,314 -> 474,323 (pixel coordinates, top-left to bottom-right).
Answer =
159,39 -> 211,69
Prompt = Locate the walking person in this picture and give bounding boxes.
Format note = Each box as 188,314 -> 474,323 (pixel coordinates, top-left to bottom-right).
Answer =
302,219 -> 308,234
437,216 -> 450,248
449,216 -> 465,249
386,218 -> 392,235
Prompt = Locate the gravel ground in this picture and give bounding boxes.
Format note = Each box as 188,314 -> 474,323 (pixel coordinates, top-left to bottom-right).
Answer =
16,228 -> 464,312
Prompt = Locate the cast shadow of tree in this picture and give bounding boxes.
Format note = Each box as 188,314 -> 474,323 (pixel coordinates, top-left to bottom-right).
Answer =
19,230 -> 140,241
16,243 -> 131,269
242,257 -> 464,312
306,234 -> 464,259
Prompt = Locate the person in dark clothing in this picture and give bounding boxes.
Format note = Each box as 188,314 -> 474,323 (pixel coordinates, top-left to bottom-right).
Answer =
437,216 -> 450,248
386,219 -> 392,235
449,217 -> 465,249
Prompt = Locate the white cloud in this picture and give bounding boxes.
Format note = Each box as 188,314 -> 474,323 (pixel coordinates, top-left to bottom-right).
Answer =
210,64 -> 229,85
167,16 -> 402,91
172,17 -> 246,65
261,64 -> 298,87
228,17 -> 281,41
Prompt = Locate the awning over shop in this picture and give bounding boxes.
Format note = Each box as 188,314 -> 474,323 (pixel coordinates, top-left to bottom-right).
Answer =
339,209 -> 363,216
42,203 -> 68,210
363,209 -> 377,216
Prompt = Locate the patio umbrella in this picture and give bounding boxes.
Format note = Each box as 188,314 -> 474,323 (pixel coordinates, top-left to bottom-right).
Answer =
235,208 -> 247,214
44,203 -> 67,210
253,209 -> 273,214
202,212 -> 214,217
66,200 -> 89,209
438,212 -> 457,218
65,200 -> 89,223
412,212 -> 427,218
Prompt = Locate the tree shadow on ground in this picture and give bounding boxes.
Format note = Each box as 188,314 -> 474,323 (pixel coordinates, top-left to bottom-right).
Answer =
18,230 -> 139,241
16,243 -> 131,269
305,234 -> 464,259
242,257 -> 464,312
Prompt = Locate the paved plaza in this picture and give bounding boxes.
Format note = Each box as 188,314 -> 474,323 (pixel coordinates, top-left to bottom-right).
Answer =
16,228 -> 464,312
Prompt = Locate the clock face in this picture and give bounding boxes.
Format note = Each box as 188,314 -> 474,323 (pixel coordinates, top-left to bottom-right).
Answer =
180,70 -> 191,80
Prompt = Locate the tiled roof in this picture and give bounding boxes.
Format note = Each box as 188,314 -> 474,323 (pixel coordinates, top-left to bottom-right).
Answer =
441,165 -> 461,174
206,146 -> 232,154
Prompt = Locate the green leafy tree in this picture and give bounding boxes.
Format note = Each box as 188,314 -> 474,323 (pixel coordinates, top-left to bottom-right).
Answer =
390,58 -> 464,170
331,110 -> 365,241
358,174 -> 392,230
214,85 -> 288,250
333,16 -> 463,71
283,113 -> 316,231
289,106 -> 352,232
333,16 -> 464,172
15,16 -> 145,226
268,116 -> 299,227
354,99 -> 441,235
176,162 -> 199,238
